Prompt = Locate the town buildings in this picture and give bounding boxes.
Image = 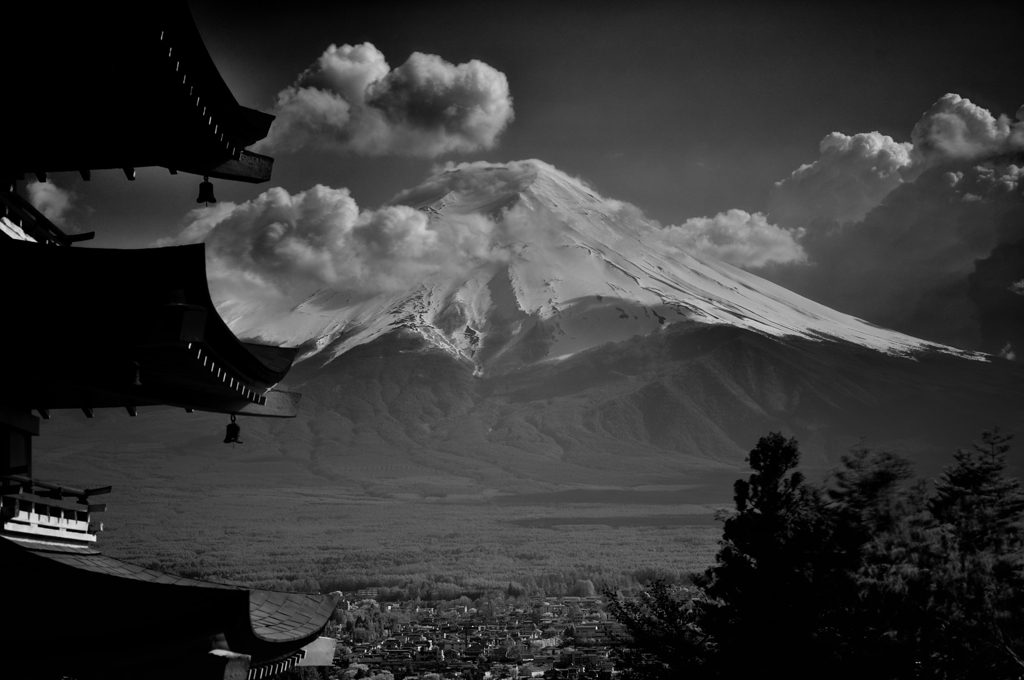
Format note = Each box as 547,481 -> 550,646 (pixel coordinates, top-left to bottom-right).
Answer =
329,595 -> 622,679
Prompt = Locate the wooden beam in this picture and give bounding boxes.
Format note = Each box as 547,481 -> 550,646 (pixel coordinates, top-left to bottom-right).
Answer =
180,150 -> 274,184
15,150 -> 273,187
234,389 -> 300,418
3,475 -> 110,500
66,231 -> 95,243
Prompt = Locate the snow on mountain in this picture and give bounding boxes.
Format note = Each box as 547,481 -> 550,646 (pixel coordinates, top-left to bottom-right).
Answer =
226,160 -> 983,372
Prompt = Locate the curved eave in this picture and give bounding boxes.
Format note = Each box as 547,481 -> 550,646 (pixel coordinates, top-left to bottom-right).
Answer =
0,240 -> 300,417
1,2 -> 274,183
1,536 -> 336,679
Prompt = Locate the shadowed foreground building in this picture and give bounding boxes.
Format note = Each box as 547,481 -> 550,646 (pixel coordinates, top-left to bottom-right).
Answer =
1,4 -> 336,679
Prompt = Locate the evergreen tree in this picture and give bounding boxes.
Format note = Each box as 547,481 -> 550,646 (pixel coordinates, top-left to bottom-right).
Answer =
608,429 -> 1024,679
931,429 -> 1024,556
828,444 -> 915,545
827,446 -> 933,678
921,429 -> 1024,677
696,432 -> 838,678
605,580 -> 710,679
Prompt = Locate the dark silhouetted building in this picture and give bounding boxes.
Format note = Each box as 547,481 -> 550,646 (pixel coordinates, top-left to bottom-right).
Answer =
1,4 -> 336,679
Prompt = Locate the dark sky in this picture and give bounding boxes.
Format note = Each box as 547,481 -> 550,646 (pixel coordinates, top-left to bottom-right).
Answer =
46,0 -> 1021,247
25,2 -> 1024,355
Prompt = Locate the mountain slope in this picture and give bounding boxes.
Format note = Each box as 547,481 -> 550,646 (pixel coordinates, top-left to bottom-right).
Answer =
30,159 -> 1024,585
281,321 -> 1023,490
212,158 -> 1021,480
224,160 -> 982,374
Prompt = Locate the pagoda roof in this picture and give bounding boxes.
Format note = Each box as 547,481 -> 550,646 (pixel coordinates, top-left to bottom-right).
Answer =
0,239 -> 301,417
2,2 -> 274,183
1,535 -> 336,679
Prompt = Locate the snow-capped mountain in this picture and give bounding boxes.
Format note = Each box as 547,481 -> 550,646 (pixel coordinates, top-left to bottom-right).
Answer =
226,160 -> 981,374
37,162 -> 1024,516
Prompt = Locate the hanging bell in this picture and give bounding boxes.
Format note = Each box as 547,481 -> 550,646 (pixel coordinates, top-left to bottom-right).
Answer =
223,414 -> 242,444
197,175 -> 217,205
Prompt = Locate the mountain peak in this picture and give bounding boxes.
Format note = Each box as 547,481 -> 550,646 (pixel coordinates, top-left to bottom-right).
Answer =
392,159 -> 595,217
231,159 -> 985,371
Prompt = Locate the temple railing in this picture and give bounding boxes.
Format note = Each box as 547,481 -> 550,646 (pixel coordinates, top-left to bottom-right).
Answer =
0,474 -> 109,546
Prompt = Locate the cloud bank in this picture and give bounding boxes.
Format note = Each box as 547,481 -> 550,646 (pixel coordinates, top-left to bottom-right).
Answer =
910,93 -> 1024,169
176,88 -> 1024,358
768,132 -> 912,228
165,159 -> 630,311
768,162 -> 1024,349
160,183 -> 507,323
662,210 -> 805,269
759,94 -> 1024,354
395,159 -> 807,271
258,42 -> 513,157
769,94 -> 1024,230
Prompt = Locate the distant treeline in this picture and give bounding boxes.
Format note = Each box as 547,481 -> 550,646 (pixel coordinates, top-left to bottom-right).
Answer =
247,567 -> 692,599
124,515 -> 716,595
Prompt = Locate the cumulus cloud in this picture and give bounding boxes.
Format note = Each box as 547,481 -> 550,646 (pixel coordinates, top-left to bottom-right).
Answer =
755,94 -> 1024,352
661,210 -> 805,269
26,179 -> 75,227
257,42 -> 513,157
910,93 -> 1024,169
768,94 -> 1024,231
764,161 -> 1024,350
162,159 -> 693,329
768,132 -> 912,228
164,184 -> 505,305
